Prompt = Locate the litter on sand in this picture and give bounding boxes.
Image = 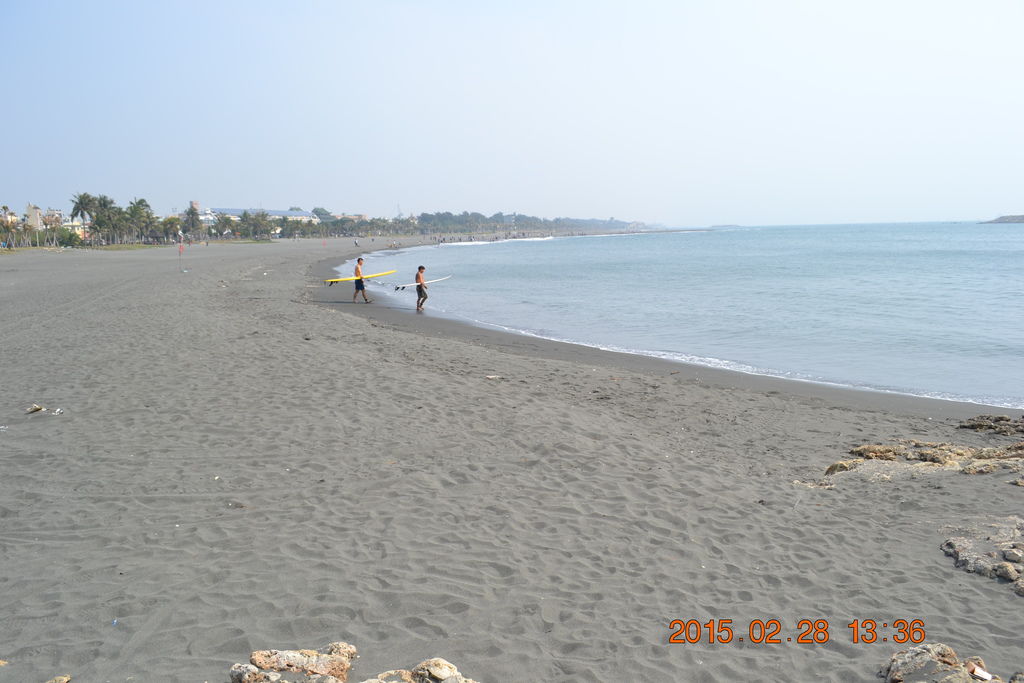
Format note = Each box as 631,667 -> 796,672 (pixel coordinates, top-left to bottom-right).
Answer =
25,404 -> 64,416
967,662 -> 993,681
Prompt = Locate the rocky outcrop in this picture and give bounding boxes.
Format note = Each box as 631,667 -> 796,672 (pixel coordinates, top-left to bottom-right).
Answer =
958,415 -> 1024,436
228,643 -> 478,683
824,459 -> 861,476
881,642 -> 1023,682
823,439 -> 1024,482
880,643 -> 964,682
249,642 -> 358,679
941,516 -> 1024,598
849,444 -> 906,460
229,642 -> 357,683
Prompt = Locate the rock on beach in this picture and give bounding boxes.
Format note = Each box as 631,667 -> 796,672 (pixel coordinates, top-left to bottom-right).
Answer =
881,642 -> 1024,683
229,642 -> 477,683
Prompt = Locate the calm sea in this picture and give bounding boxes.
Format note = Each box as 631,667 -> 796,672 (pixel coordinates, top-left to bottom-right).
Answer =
343,223 -> 1024,408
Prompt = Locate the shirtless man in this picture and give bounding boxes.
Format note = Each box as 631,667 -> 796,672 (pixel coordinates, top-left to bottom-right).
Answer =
415,265 -> 428,311
352,257 -> 371,303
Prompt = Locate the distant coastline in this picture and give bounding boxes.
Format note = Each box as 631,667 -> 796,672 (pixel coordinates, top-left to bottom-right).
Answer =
982,215 -> 1024,223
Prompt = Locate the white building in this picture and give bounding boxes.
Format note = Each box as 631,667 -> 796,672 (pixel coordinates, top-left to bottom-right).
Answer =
25,204 -> 43,229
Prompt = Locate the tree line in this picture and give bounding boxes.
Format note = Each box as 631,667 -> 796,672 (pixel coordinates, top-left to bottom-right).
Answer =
310,210 -> 637,237
411,211 -> 634,234
1,194 -> 640,249
0,194 -> 179,247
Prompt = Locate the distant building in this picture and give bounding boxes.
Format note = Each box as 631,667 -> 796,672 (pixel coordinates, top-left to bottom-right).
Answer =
178,202 -> 218,232
62,216 -> 86,238
22,205 -> 68,233
25,204 -> 43,229
332,213 -> 367,222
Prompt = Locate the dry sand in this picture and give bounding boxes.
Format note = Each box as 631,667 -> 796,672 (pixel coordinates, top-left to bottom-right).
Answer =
1,240 -> 1021,682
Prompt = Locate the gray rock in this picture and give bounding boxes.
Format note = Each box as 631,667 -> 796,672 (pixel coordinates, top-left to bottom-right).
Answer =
409,658 -> 478,683
356,659 -> 479,683
230,663 -> 271,683
972,559 -> 997,578
941,538 -> 971,566
355,671 -> 415,683
958,414 -> 1024,435
879,643 -> 969,683
942,518 -> 1024,596
825,459 -> 861,476
994,562 -> 1021,581
232,647 -> 479,683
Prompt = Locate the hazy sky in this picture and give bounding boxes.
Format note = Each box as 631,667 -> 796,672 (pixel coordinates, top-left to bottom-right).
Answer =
4,0 -> 1023,226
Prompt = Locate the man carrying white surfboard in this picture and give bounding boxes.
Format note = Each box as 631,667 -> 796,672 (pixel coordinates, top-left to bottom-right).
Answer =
415,265 -> 428,311
352,257 -> 372,304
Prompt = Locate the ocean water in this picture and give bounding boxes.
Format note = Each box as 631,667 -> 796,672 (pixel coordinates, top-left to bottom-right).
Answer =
343,223 -> 1024,408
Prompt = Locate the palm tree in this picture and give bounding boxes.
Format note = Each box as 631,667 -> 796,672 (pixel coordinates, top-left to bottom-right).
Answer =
250,211 -> 272,239
239,210 -> 252,238
127,198 -> 154,243
92,195 -> 117,244
1,205 -> 17,248
41,212 -> 62,246
183,205 -> 202,237
70,193 -> 96,229
159,216 -> 181,243
214,213 -> 235,238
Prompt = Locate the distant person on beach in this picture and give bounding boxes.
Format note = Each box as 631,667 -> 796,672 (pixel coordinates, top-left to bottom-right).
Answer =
415,265 -> 428,311
352,257 -> 371,303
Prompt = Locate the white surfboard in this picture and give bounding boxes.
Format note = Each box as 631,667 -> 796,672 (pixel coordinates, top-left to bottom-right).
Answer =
394,275 -> 452,291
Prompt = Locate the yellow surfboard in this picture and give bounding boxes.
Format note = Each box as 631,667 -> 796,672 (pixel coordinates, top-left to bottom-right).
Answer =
324,269 -> 396,286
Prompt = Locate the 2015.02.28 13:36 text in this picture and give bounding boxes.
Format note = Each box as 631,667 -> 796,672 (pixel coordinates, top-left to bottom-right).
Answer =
668,619 -> 926,645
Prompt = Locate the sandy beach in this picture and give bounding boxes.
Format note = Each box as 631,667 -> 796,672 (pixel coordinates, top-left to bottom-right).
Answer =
1,241 -> 1021,682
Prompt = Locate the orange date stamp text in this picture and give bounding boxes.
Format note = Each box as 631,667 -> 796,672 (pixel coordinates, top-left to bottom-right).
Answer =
667,619 -> 926,645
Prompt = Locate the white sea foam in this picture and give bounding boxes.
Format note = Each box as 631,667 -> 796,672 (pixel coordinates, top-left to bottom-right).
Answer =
444,235 -> 556,246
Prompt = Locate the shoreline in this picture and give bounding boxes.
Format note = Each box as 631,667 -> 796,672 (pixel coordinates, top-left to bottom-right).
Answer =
2,240 -> 1022,681
311,249 -> 1006,421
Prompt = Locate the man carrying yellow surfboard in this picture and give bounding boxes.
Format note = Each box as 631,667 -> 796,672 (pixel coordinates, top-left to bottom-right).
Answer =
352,257 -> 372,304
